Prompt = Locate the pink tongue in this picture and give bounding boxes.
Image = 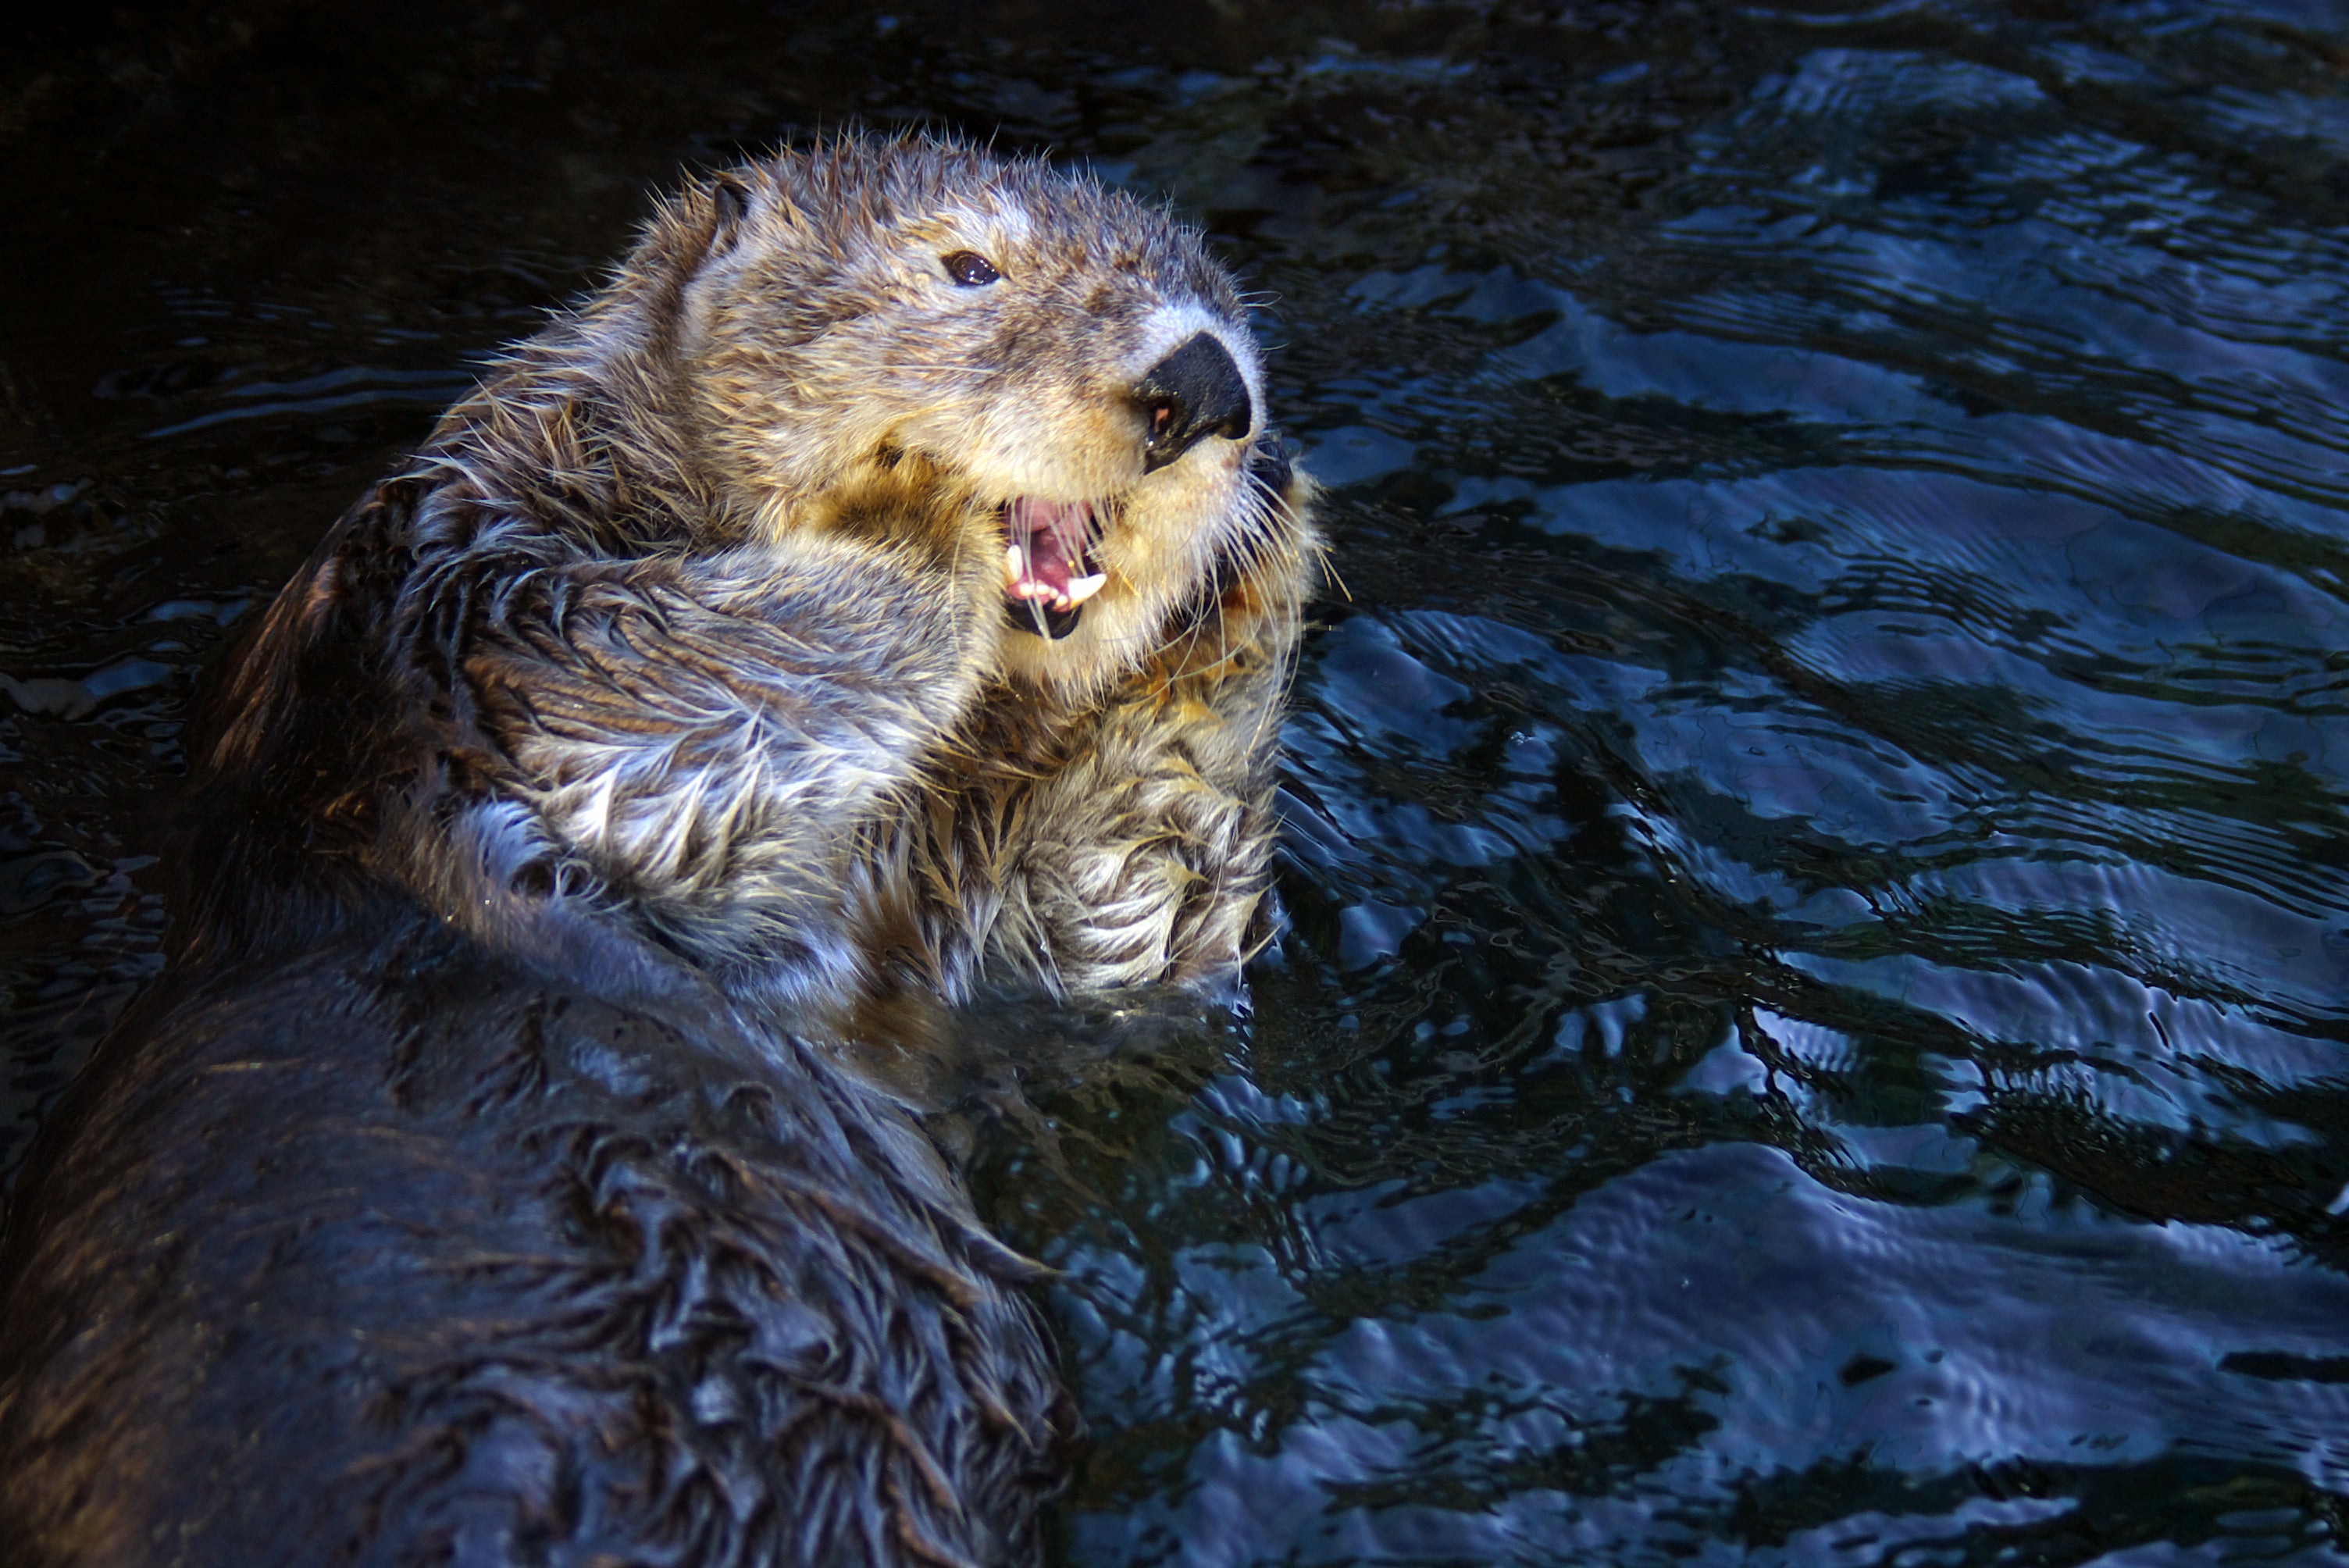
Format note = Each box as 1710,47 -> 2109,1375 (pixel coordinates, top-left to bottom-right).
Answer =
1010,498 -> 1087,597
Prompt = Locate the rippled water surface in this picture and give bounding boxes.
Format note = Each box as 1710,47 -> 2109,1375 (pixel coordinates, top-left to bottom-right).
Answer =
9,1 -> 2349,1561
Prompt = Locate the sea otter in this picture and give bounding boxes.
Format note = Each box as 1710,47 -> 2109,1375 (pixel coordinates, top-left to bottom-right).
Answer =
0,137 -> 1314,1566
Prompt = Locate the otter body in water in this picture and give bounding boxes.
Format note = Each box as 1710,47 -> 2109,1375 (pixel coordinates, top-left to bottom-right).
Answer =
0,138 -> 1314,1566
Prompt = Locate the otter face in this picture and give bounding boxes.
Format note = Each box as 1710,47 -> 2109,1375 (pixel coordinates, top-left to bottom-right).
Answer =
672,139 -> 1289,697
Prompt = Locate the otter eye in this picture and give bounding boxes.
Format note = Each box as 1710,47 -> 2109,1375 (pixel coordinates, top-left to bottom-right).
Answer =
943,251 -> 1001,287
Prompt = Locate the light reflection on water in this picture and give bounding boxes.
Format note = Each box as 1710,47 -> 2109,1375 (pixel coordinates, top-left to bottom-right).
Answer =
5,2 -> 2349,1562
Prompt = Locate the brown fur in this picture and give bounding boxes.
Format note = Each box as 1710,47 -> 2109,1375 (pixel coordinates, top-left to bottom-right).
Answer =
0,134 -> 1314,1566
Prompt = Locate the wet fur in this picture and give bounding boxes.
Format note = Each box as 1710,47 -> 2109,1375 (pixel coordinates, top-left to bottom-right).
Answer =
0,932 -> 1069,1566
0,137 -> 1314,1566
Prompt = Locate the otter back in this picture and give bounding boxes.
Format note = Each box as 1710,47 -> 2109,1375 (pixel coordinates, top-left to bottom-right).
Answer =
0,905 -> 1069,1566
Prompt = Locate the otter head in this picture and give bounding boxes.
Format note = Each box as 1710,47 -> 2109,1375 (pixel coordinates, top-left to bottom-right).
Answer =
665,137 -> 1286,697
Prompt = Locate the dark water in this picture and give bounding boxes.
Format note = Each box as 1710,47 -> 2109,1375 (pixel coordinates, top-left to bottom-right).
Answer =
8,1 -> 2349,1561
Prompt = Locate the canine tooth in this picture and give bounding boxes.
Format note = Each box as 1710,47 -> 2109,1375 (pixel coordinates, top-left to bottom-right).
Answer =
1005,543 -> 1025,582
1064,572 -> 1107,604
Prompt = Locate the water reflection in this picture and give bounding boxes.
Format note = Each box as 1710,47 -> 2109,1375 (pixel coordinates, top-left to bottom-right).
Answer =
7,0 -> 2349,1562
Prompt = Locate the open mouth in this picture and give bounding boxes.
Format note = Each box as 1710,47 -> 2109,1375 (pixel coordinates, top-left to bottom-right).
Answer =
1001,497 -> 1107,640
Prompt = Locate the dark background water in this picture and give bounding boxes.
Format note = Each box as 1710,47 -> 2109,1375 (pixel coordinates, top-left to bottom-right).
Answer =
7,1 -> 2349,1562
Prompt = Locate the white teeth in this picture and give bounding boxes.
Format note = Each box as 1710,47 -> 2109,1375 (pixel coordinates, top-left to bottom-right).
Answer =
1001,500 -> 1108,615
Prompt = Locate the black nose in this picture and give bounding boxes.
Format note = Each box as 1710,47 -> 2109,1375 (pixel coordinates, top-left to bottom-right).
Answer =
1136,333 -> 1253,473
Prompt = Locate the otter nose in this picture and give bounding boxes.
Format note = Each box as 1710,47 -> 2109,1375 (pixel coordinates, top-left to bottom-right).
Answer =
1136,333 -> 1253,473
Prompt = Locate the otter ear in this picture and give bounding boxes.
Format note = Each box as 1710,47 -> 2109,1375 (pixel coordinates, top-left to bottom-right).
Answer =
708,175 -> 754,255
679,175 -> 757,341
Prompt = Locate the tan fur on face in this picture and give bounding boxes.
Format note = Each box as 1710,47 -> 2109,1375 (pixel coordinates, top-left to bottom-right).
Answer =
670,138 -> 1281,704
